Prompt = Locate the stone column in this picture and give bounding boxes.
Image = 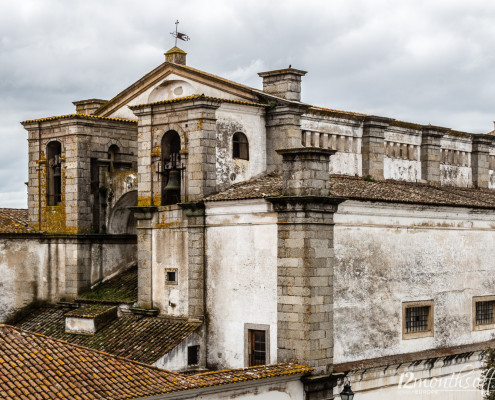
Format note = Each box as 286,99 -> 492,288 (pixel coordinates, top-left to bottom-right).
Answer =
181,202 -> 206,318
131,207 -> 157,309
269,148 -> 341,373
421,126 -> 446,184
265,105 -> 309,173
362,116 -> 392,180
472,135 -> 492,188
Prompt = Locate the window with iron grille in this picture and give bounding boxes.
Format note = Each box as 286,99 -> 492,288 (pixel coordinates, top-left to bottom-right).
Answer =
476,301 -> 494,325
406,306 -> 430,333
473,297 -> 495,330
402,301 -> 433,339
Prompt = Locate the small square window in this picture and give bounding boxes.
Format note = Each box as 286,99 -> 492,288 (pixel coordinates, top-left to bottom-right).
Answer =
165,269 -> 177,285
187,345 -> 199,366
402,300 -> 434,339
473,296 -> 495,331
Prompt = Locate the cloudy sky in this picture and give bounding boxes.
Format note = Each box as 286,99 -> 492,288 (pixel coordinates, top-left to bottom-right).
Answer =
1,0 -> 495,208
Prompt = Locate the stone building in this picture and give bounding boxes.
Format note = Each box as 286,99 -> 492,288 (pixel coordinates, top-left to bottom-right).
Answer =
2,46 -> 495,398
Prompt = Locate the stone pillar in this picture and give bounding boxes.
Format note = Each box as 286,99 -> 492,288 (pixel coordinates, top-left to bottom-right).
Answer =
181,202 -> 206,318
186,101 -> 220,201
269,148 -> 341,373
472,135 -> 492,188
362,116 -> 392,180
134,107 -> 153,206
421,126 -> 446,184
258,68 -> 307,101
132,207 -> 157,309
265,105 -> 309,173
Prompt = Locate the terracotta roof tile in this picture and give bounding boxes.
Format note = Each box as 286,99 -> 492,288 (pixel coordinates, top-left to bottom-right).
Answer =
0,325 -> 311,400
0,208 -> 33,234
16,307 -> 200,365
206,174 -> 495,209
21,113 -> 137,125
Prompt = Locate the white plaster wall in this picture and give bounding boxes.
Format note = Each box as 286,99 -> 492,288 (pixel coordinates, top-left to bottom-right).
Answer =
65,317 -> 95,335
330,152 -> 361,176
333,200 -> 495,364
441,165 -> 472,187
0,238 -> 64,322
205,200 -> 278,369
152,209 -> 188,316
384,157 -> 421,181
154,332 -> 202,371
190,380 -> 304,400
336,352 -> 484,400
216,103 -> 266,187
110,74 -> 246,120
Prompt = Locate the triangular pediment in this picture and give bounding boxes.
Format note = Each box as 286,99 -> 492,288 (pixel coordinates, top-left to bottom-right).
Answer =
94,62 -> 265,120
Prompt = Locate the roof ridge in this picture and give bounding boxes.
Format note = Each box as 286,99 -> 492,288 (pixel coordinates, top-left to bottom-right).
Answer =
22,113 -> 138,124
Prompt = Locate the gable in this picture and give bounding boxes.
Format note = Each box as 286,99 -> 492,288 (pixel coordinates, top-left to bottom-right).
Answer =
95,62 -> 264,120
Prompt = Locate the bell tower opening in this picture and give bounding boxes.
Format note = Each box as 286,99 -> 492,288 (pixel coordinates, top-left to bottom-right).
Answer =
47,141 -> 62,206
161,131 -> 181,206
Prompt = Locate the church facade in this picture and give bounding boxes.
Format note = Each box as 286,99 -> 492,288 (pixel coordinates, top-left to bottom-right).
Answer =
2,46 -> 495,398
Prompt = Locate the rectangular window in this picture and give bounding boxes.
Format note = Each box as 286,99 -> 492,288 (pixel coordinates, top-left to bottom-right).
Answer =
244,323 -> 270,367
165,269 -> 177,285
402,300 -> 434,339
187,345 -> 199,366
249,330 -> 266,366
473,296 -> 495,331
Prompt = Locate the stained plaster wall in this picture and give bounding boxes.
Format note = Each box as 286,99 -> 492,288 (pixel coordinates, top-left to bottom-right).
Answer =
336,351 -> 484,400
333,200 -> 495,364
384,128 -> 421,181
151,207 -> 189,316
109,74 -> 247,120
0,236 -> 136,322
300,115 -> 362,176
153,332 -> 203,371
440,136 -> 472,187
216,103 -> 266,189
205,200 -> 278,369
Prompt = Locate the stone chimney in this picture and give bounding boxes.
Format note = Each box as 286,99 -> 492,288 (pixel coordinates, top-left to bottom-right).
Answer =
258,68 -> 307,101
73,99 -> 108,115
277,147 -> 335,196
165,46 -> 187,65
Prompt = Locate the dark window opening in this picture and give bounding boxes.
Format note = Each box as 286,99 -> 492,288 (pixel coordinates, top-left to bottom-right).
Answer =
248,329 -> 266,366
108,144 -> 119,173
476,300 -> 494,325
47,141 -> 62,206
166,270 -> 177,284
233,132 -> 249,160
405,306 -> 430,333
161,131 -> 181,206
187,345 -> 199,366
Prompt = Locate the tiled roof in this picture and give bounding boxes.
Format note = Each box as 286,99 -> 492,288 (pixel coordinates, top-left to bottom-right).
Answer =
16,307 -> 201,365
206,173 -> 495,209
77,265 -> 138,304
21,113 -> 137,124
0,208 -> 33,234
0,325 -> 311,400
129,94 -> 268,109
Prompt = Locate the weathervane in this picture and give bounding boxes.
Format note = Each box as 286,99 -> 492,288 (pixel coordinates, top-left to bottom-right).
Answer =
170,20 -> 190,47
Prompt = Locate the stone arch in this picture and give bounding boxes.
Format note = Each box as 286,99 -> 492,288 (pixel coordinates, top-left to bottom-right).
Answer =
108,190 -> 137,235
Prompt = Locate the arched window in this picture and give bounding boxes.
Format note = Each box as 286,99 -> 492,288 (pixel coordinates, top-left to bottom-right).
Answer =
46,141 -> 62,206
233,132 -> 249,160
108,144 -> 119,172
161,131 -> 181,206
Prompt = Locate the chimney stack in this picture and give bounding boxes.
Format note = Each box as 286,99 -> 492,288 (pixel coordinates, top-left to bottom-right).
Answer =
258,68 -> 307,101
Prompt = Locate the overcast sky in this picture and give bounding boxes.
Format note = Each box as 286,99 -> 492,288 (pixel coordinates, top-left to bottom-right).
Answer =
1,0 -> 495,208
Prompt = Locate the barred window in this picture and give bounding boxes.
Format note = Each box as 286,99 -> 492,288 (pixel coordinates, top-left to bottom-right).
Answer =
406,306 -> 430,333
402,301 -> 434,339
476,301 -> 494,325
473,297 -> 495,330
248,330 -> 266,366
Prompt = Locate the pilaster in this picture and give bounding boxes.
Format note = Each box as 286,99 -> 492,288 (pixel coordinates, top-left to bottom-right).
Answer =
421,126 -> 446,183
472,135 -> 492,188
362,116 -> 393,180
